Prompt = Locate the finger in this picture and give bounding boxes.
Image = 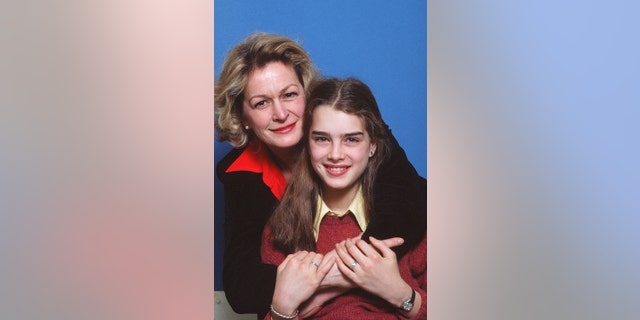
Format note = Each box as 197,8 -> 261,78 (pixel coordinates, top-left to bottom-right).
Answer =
335,243 -> 357,276
335,242 -> 356,273
355,239 -> 382,259
278,252 -> 298,270
380,237 -> 404,248
318,251 -> 336,270
322,249 -> 337,260
336,254 -> 356,280
316,255 -> 334,278
306,252 -> 322,269
345,238 -> 368,264
293,250 -> 309,261
287,251 -> 310,270
369,236 -> 396,258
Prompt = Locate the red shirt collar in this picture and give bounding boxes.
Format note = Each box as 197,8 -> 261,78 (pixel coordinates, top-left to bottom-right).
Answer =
225,141 -> 286,200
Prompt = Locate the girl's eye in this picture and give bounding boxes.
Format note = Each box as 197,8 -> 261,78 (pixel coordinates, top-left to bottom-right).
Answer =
313,137 -> 328,142
346,137 -> 360,143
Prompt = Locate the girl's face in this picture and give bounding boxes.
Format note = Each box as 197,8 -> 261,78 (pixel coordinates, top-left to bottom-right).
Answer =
242,61 -> 306,151
309,105 -> 376,197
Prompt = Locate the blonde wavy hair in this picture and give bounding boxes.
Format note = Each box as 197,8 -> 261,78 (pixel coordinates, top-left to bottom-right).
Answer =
214,32 -> 319,147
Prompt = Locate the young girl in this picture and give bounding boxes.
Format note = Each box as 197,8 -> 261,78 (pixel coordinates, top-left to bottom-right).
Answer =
262,78 -> 427,319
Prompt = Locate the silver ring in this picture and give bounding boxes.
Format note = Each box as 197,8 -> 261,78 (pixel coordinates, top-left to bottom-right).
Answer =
350,260 -> 358,270
311,261 -> 319,268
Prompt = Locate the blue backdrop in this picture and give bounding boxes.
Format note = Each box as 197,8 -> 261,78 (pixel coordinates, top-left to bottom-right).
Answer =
214,0 -> 426,290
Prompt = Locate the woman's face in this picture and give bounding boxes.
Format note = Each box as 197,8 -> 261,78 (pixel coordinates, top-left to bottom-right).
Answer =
309,105 -> 376,196
242,61 -> 306,151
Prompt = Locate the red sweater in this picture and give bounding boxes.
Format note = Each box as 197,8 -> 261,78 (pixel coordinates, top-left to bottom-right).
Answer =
261,214 -> 427,319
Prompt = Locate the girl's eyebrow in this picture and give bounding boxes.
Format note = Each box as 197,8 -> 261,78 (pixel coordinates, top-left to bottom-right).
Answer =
311,131 -> 364,137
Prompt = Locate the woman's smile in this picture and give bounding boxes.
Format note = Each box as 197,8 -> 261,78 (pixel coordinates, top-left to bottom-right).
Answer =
271,122 -> 297,134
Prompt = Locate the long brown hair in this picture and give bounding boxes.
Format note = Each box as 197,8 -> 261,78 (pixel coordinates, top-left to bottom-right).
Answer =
268,78 -> 391,254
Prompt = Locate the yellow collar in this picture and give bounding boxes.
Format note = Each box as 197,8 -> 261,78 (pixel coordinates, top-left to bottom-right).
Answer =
313,186 -> 368,241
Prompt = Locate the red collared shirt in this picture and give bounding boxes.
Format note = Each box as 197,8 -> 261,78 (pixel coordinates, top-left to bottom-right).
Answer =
225,141 -> 287,200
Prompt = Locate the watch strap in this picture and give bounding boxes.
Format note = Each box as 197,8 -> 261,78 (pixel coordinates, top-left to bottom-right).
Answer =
400,288 -> 416,311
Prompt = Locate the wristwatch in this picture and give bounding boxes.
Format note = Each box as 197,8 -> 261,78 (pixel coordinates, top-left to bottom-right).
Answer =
400,288 -> 416,312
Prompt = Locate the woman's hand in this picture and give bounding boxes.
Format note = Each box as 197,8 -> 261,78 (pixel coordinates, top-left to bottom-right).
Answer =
320,236 -> 404,289
271,250 -> 334,317
335,237 -> 413,310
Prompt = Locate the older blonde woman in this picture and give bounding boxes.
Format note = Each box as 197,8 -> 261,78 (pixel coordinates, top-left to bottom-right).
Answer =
215,32 -> 426,318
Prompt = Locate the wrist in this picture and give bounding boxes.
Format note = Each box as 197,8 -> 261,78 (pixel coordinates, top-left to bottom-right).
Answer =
398,288 -> 416,313
271,292 -> 301,315
388,284 -> 413,309
270,304 -> 299,320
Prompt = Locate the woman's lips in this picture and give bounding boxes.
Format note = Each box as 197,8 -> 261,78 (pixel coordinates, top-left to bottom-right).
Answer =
271,122 -> 296,134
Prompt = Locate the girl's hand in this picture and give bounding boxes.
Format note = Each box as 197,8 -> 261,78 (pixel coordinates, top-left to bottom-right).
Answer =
271,251 -> 334,316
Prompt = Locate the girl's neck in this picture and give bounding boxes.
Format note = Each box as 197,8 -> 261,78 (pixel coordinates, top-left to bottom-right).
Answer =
322,183 -> 360,214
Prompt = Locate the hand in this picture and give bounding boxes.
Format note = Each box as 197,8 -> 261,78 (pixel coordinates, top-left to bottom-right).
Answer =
299,237 -> 405,318
335,237 -> 412,308
320,236 -> 404,289
317,250 -> 353,289
271,251 -> 334,316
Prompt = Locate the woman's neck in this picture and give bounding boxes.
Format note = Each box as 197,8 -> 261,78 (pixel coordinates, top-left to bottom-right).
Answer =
266,145 -> 300,182
322,183 -> 360,214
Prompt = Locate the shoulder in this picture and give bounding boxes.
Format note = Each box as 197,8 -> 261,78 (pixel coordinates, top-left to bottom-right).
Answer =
216,147 -> 246,181
216,147 -> 273,197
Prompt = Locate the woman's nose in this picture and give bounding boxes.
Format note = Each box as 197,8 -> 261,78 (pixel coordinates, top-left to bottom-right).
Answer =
271,100 -> 289,121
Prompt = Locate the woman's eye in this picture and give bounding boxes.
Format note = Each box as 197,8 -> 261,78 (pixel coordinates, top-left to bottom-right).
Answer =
254,100 -> 267,108
313,137 -> 328,142
283,92 -> 298,99
346,137 -> 360,143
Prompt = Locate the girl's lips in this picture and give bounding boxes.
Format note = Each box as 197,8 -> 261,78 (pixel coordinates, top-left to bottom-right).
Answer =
271,122 -> 296,134
324,165 -> 349,176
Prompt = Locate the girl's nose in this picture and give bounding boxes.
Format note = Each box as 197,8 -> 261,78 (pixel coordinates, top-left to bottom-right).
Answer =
327,143 -> 345,161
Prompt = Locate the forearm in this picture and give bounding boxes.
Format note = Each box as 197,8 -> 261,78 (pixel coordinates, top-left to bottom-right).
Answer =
299,286 -> 350,318
223,257 -> 276,313
223,206 -> 276,312
365,134 -> 427,257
